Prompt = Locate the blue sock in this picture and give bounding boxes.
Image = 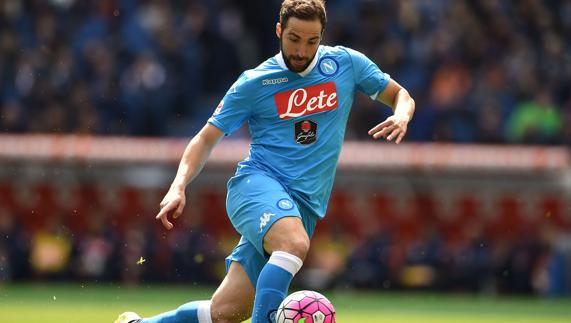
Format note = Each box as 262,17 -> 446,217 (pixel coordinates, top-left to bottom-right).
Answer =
142,300 -> 211,323
251,251 -> 303,323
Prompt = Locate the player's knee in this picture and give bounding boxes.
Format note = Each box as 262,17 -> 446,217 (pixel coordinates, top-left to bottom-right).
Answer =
210,296 -> 251,323
279,235 -> 310,260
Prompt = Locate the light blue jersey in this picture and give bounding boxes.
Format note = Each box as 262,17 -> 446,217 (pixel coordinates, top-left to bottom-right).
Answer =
208,45 -> 390,219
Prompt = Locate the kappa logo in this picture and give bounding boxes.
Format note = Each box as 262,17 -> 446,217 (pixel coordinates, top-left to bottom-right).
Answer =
259,212 -> 275,232
262,77 -> 289,86
274,82 -> 338,119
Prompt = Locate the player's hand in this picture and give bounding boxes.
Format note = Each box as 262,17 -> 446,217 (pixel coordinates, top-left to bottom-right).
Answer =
155,187 -> 186,230
368,114 -> 410,144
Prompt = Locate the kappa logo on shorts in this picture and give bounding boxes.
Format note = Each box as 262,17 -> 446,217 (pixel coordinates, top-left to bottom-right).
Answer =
277,198 -> 294,210
259,212 -> 275,233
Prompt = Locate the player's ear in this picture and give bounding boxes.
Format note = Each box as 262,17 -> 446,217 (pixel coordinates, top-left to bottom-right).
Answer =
276,22 -> 282,39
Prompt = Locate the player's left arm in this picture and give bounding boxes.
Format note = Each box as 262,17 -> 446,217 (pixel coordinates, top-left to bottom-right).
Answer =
368,79 -> 415,144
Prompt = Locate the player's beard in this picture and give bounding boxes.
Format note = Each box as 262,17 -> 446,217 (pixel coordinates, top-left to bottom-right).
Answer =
279,39 -> 316,73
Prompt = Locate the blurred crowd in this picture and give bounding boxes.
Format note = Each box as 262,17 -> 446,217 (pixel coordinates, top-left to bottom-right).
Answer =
0,0 -> 570,143
0,184 -> 227,285
1,181 -> 570,297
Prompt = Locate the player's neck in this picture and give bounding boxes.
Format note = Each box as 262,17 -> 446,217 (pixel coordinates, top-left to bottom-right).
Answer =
276,49 -> 320,77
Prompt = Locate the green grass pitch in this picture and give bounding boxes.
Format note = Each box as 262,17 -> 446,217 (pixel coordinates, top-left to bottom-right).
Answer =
1,284 -> 570,322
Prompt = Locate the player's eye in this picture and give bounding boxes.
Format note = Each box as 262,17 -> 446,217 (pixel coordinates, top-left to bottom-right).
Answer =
289,38 -> 299,43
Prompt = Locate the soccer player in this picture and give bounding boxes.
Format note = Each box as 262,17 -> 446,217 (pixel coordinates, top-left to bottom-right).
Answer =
116,0 -> 414,322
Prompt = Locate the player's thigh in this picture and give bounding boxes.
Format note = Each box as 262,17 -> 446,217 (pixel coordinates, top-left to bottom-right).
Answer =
211,261 -> 255,322
226,173 -> 303,257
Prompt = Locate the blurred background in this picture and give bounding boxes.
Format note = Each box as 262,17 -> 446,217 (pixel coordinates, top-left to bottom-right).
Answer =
1,1 -> 571,321
1,0 -> 571,141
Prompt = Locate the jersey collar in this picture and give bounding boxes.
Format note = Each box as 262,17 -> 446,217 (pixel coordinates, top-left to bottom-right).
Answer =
275,46 -> 320,77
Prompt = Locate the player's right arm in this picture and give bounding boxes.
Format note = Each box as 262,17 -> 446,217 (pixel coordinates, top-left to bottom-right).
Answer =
156,123 -> 224,230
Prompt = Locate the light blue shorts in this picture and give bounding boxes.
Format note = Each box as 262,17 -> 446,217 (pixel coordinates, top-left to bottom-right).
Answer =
224,172 -> 318,286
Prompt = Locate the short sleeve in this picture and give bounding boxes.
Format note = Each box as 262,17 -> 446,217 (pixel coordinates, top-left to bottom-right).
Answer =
343,47 -> 390,100
207,73 -> 252,136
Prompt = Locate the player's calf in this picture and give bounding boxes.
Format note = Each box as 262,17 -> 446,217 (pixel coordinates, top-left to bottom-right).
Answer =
251,251 -> 304,323
210,298 -> 251,323
209,262 -> 255,323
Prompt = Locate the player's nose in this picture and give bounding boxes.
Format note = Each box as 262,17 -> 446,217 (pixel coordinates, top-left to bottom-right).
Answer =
295,46 -> 307,59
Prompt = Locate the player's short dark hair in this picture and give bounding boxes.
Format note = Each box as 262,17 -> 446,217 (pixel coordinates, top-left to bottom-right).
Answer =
280,0 -> 327,32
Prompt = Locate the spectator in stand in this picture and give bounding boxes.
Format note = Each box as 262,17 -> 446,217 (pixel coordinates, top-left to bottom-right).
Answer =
0,0 -> 569,142
506,88 -> 563,144
0,206 -> 30,282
